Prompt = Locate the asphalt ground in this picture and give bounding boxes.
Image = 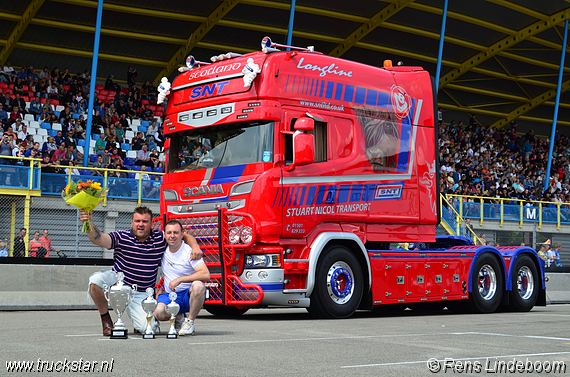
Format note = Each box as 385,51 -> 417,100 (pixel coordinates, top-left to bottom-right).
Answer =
2,304 -> 570,376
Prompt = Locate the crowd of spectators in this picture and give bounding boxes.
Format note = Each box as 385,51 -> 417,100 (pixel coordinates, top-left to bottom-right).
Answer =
439,112 -> 570,206
0,62 -> 165,198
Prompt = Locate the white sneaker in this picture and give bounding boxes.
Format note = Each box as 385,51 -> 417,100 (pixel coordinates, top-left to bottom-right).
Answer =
178,318 -> 195,336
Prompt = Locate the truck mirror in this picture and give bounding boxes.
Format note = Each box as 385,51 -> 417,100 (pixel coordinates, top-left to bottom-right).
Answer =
293,117 -> 314,132
286,131 -> 314,171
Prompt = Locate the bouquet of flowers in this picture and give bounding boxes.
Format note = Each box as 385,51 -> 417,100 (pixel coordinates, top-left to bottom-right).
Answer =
62,180 -> 108,232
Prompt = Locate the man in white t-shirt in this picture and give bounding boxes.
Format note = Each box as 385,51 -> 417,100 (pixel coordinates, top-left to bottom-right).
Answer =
154,220 -> 209,336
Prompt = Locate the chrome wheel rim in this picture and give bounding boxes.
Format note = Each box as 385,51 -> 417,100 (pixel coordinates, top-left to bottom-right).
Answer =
478,264 -> 497,301
517,266 -> 534,300
326,261 -> 354,304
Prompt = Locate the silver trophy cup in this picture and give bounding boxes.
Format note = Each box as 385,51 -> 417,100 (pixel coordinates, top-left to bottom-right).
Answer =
166,292 -> 180,339
141,287 -> 157,339
103,271 -> 137,339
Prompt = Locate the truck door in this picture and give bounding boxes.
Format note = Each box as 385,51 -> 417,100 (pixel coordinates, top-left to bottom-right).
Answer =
280,108 -> 334,238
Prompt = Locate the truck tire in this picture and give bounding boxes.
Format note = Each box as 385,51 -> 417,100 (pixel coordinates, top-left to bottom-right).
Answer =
203,305 -> 249,317
509,255 -> 539,312
309,246 -> 363,319
467,254 -> 504,313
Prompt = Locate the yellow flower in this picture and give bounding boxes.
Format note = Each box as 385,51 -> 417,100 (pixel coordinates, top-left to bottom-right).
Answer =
90,182 -> 102,190
65,185 -> 69,195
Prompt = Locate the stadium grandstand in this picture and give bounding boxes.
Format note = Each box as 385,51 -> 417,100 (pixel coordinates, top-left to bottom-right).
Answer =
0,0 -> 570,265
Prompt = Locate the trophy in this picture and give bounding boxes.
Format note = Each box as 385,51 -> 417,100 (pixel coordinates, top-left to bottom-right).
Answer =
141,287 -> 158,339
166,292 -> 180,339
103,272 -> 137,339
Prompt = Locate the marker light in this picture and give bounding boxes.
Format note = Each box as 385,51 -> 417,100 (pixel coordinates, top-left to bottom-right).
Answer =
384,60 -> 393,68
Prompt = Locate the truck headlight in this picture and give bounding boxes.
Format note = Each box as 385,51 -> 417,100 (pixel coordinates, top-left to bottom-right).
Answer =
229,227 -> 240,244
244,254 -> 281,268
240,226 -> 253,244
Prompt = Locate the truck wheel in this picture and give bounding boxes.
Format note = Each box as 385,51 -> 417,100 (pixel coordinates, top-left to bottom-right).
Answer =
309,246 -> 363,319
468,254 -> 504,313
509,255 -> 538,312
203,305 -> 249,317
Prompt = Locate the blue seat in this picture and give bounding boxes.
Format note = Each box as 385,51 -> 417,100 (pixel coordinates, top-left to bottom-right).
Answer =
124,157 -> 133,166
131,165 -> 141,171
128,173 -> 136,179
77,139 -> 86,147
89,154 -> 98,163
121,143 -> 130,151
54,111 -> 60,117
49,129 -> 58,136
41,122 -> 51,129
138,126 -> 147,133
141,120 -> 150,127
153,167 -> 163,173
35,115 -> 40,121
72,113 -> 80,119
92,134 -> 99,140
81,169 -> 91,175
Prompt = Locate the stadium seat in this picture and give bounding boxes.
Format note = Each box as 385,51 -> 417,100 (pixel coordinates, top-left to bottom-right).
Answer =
52,99 -> 59,106
35,135 -> 44,144
24,114 -> 35,122
131,165 -> 141,171
108,91 -> 116,97
76,146 -> 84,154
90,140 -> 96,148
40,98 -> 46,104
77,139 -> 86,147
37,128 -> 48,136
40,122 -> 51,129
35,115 -> 40,121
55,105 -> 64,112
131,119 -> 141,127
141,120 -> 149,127
72,113 -> 80,119
24,100 -> 30,108
64,85 -> 71,91
138,126 -> 147,133
49,129 -> 58,137
89,154 -> 98,163
121,88 -> 128,94
54,111 -> 60,117
27,128 -> 36,135
92,134 -> 99,140
125,131 -> 135,140
153,167 -> 163,173
149,105 -> 157,111
95,84 -> 103,90
81,169 -> 91,176
0,83 -> 7,89
126,150 -> 137,159
141,100 -> 149,106
29,121 -> 40,129
128,172 -> 136,179
124,157 -> 133,166
52,123 -> 62,131
121,143 -> 130,151
100,90 -> 108,96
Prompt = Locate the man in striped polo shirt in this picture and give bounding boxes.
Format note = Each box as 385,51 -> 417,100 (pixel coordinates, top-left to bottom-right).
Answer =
80,207 -> 202,336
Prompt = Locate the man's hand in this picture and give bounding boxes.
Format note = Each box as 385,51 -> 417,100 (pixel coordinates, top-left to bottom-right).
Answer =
169,277 -> 181,292
182,233 -> 203,260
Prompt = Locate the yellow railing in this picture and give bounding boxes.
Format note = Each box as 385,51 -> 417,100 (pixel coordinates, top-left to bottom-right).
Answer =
446,194 -> 569,230
440,194 -> 482,245
0,157 -> 163,207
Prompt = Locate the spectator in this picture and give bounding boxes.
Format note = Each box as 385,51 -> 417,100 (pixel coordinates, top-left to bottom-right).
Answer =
135,144 -> 153,168
0,238 -> 7,257
29,230 -> 47,258
64,129 -> 77,148
40,229 -> 59,258
142,179 -> 159,199
101,148 -> 110,166
29,95 -> 43,117
54,130 -> 64,146
13,228 -> 26,257
0,103 -> 8,128
47,82 -> 58,99
24,142 -> 40,157
95,133 -> 106,156
11,94 -> 26,114
135,164 -> 151,180
51,143 -> 66,162
3,61 -> 15,83
16,121 -> 28,141
127,66 -> 137,87
92,154 -> 105,176
42,136 -> 57,157
65,160 -> 80,176
104,74 -> 120,92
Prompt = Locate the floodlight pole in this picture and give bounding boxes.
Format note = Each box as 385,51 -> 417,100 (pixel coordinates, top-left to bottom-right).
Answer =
435,0 -> 449,93
286,0 -> 296,51
544,18 -> 568,192
83,0 -> 103,167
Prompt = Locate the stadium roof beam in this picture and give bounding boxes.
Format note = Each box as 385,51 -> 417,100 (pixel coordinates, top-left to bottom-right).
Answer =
486,0 -> 546,19
0,0 -> 45,66
439,103 -> 570,127
329,0 -> 415,58
154,0 -> 239,84
490,79 -> 570,129
438,8 -> 570,90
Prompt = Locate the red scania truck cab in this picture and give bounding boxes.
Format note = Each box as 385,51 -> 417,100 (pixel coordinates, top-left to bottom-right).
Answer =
157,37 -> 545,318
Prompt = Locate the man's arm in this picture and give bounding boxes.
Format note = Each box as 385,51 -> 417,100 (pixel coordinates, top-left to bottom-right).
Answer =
79,209 -> 113,249
168,262 -> 210,291
182,233 -> 203,260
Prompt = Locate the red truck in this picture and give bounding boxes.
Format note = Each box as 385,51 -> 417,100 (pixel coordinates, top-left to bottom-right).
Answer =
155,37 -> 545,318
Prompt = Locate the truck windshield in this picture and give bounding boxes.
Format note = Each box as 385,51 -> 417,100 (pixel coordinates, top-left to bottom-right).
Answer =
168,120 -> 274,173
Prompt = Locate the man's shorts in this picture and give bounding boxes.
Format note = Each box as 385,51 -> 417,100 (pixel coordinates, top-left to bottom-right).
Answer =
158,288 -> 190,314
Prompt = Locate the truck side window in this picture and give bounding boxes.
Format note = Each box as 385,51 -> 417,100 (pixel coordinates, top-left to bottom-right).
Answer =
285,118 -> 327,164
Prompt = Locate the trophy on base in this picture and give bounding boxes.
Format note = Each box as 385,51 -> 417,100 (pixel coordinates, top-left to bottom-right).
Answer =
166,292 -> 180,339
103,271 -> 137,339
141,287 -> 158,339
